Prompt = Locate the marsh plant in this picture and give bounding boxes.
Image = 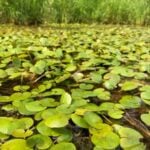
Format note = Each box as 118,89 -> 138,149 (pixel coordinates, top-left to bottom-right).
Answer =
0,0 -> 149,25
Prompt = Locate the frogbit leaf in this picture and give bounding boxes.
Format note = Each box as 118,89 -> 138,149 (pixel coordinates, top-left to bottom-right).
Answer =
44,114 -> 69,128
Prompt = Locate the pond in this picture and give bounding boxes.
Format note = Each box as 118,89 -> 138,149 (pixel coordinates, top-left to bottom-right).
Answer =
0,25 -> 149,150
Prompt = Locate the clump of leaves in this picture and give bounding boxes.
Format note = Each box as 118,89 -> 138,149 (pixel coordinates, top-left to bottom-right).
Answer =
0,25 -> 149,149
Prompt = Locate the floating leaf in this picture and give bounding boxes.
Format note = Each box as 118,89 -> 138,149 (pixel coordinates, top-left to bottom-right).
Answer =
108,109 -> 124,119
12,129 -> 33,138
60,92 -> 72,106
65,64 -> 77,72
103,73 -> 120,90
83,112 -> 103,128
71,114 -> 89,128
0,117 -> 14,134
119,95 -> 141,109
114,125 -> 143,149
0,69 -> 7,78
94,88 -> 110,101
13,85 -> 30,92
140,113 -> 150,126
120,81 -> 140,91
27,134 -> 52,149
55,73 -> 71,83
141,91 -> 150,100
56,128 -> 73,143
50,142 -> 76,150
25,101 -> 47,112
79,83 -> 94,90
0,96 -> 11,102
90,72 -> 102,83
91,132 -> 120,149
1,139 -> 30,150
45,113 -> 69,128
37,121 -> 60,136
72,72 -> 84,82
30,60 -> 47,75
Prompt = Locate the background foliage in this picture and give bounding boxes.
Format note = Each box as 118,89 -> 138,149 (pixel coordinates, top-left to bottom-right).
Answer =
0,0 -> 149,25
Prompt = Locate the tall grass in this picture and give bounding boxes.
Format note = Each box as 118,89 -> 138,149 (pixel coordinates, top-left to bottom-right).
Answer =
0,0 -> 47,24
0,0 -> 149,25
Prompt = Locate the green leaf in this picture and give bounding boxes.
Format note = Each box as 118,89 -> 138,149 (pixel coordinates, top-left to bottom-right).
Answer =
56,128 -> 73,143
140,85 -> 150,92
91,132 -> 120,149
12,129 -> 33,138
72,72 -> 84,82
141,91 -> 150,100
55,73 -> 71,83
65,64 -> 77,72
45,113 -> 69,128
13,85 -> 30,91
30,60 -> 47,75
90,72 -> 102,83
1,139 -> 30,150
83,112 -> 103,128
114,125 -> 143,149
94,88 -> 110,101
120,81 -> 140,91
71,114 -> 89,128
108,109 -> 124,119
0,117 -> 14,134
0,69 -> 7,78
60,92 -> 72,106
0,96 -> 11,102
25,101 -> 47,112
140,113 -> 150,126
27,134 -> 52,149
50,142 -> 76,150
119,95 -> 141,109
103,73 -> 120,90
79,83 -> 94,90
37,121 -> 59,136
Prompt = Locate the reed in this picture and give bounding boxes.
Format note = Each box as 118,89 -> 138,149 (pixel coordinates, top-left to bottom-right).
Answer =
0,0 -> 149,25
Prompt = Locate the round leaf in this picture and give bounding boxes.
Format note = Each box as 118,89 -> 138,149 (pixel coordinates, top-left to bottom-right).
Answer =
45,114 -> 69,128
50,142 -> 76,150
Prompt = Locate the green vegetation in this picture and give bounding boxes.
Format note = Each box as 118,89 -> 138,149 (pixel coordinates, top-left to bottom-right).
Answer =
0,0 -> 149,25
0,25 -> 149,149
0,0 -> 47,24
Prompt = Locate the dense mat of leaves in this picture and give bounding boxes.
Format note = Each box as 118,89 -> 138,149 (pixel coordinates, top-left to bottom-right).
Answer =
0,25 -> 149,150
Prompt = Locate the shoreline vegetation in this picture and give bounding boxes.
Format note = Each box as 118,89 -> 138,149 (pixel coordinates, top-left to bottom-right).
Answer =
0,0 -> 149,25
